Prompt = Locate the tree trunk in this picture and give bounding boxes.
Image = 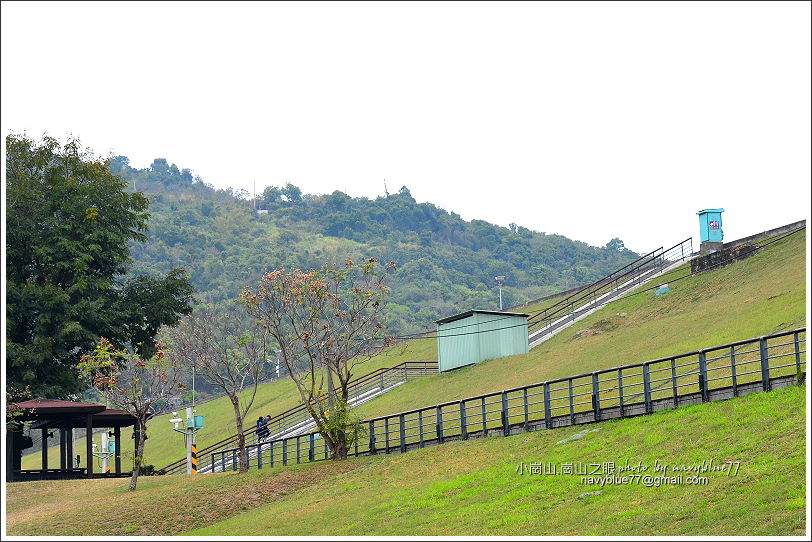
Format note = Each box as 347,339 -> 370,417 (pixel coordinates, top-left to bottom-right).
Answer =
321,418 -> 350,461
128,419 -> 147,491
232,397 -> 247,472
326,364 -> 336,408
332,441 -> 348,460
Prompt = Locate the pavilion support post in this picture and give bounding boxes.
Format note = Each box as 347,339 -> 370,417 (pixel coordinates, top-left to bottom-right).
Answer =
86,414 -> 93,478
114,426 -> 122,473
59,428 -> 67,470
5,432 -> 14,482
41,428 -> 49,470
66,428 -> 74,469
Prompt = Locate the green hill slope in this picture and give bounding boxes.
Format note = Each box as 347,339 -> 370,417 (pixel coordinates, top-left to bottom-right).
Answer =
7,384 -> 805,536
352,228 -> 806,420
110,156 -> 640,334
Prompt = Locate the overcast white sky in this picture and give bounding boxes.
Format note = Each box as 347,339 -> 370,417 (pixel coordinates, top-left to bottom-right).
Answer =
2,1 -> 810,252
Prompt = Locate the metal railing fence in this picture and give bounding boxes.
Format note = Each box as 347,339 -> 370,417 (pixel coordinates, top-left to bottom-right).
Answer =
211,328 -> 805,473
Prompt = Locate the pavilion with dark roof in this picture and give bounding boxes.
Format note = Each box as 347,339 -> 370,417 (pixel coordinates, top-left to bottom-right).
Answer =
6,398 -> 138,482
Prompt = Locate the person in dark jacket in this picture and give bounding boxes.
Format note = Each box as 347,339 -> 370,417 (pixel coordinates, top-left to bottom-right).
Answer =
256,416 -> 268,440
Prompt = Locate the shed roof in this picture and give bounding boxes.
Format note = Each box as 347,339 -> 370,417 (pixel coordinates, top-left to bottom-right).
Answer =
697,208 -> 725,214
436,310 -> 529,325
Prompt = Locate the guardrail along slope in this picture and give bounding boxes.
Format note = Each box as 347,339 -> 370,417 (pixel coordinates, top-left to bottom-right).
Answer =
210,328 -> 805,473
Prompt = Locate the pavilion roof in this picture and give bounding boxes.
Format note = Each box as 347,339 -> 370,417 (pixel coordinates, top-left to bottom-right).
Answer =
13,399 -> 137,427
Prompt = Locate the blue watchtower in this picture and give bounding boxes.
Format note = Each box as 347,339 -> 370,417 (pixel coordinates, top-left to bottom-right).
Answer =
697,208 -> 724,253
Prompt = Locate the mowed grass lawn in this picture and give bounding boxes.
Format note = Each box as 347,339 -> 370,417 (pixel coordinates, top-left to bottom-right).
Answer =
6,384 -> 806,536
352,229 -> 806,420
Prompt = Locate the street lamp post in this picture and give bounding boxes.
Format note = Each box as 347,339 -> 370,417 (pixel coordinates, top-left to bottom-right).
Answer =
494,276 -> 506,310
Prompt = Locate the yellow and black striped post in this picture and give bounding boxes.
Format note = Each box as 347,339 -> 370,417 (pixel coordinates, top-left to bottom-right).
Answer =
191,443 -> 198,474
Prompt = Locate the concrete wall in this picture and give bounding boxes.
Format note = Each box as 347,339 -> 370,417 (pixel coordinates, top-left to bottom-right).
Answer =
723,219 -> 805,248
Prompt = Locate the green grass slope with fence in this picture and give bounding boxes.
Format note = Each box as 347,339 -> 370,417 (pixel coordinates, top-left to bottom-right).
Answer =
351,229 -> 806,420
7,383 -> 805,536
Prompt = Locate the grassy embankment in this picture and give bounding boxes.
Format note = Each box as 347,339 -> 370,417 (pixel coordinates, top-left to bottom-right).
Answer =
352,229 -> 806,420
6,384 -> 805,536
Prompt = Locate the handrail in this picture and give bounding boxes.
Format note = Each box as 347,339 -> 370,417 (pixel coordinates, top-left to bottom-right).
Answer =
527,246 -> 663,324
528,237 -> 692,332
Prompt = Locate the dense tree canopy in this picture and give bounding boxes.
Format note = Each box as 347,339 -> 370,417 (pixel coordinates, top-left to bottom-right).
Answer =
5,134 -> 195,398
114,156 -> 640,336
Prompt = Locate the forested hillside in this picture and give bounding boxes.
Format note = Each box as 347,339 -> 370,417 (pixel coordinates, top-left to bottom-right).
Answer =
112,157 -> 639,334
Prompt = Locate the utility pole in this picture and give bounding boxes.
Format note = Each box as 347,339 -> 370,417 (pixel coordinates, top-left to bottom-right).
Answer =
185,407 -> 194,474
192,361 -> 196,409
494,276 -> 506,311
170,407 -> 203,474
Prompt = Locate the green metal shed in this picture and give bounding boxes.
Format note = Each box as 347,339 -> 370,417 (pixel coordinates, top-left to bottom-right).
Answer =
436,310 -> 529,372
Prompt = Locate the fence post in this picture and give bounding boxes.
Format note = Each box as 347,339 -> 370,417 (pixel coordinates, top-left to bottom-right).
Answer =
436,406 -> 444,444
354,427 -> 359,457
698,350 -> 708,402
460,402 -> 468,440
399,414 -> 406,453
501,392 -> 510,436
232,450 -> 237,471
617,371 -> 624,417
296,436 -> 301,464
210,453 -> 215,473
369,421 -> 376,455
543,383 -> 552,429
568,379 -> 575,425
282,440 -> 288,466
794,331 -> 802,374
670,359 -> 678,407
270,442 -> 274,468
523,388 -> 529,430
481,397 -> 487,434
257,443 -> 263,469
418,411 -> 424,448
643,365 -> 652,414
759,338 -> 771,391
730,347 -> 738,397
308,434 -> 315,462
591,373 -> 601,422
384,418 -> 390,453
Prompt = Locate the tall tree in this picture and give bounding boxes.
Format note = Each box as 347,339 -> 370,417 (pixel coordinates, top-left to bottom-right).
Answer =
6,134 -> 149,398
118,268 -> 196,358
5,134 -> 197,399
166,303 -> 267,472
281,182 -> 302,204
241,257 -> 397,460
